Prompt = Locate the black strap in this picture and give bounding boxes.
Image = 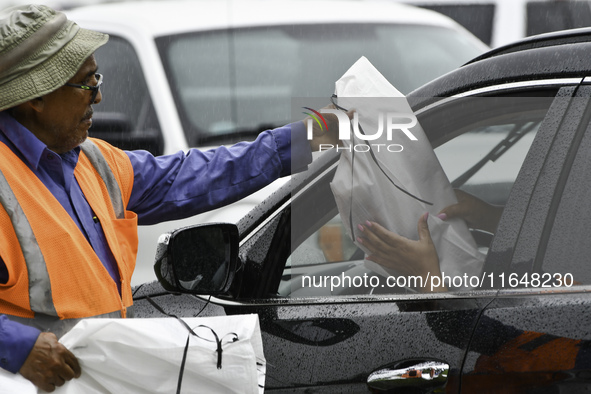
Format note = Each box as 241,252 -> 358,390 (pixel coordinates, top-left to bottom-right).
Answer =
349,128 -> 357,240
358,124 -> 434,206
145,296 -> 238,393
330,94 -> 433,207
177,335 -> 191,393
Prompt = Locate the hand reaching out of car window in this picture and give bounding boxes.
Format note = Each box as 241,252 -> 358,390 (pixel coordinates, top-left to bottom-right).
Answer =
19,332 -> 81,392
357,190 -> 503,293
357,213 -> 446,293
438,189 -> 503,234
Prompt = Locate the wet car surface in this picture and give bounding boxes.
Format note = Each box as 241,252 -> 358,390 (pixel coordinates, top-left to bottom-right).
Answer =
133,29 -> 591,392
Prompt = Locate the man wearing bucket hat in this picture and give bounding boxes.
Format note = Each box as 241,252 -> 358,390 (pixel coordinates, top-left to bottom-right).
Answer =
0,4 -> 339,391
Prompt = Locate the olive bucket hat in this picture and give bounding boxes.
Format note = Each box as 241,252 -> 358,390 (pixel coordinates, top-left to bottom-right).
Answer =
0,4 -> 108,111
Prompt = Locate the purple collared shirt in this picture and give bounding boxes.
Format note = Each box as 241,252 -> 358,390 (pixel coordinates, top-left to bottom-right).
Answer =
0,111 -> 311,373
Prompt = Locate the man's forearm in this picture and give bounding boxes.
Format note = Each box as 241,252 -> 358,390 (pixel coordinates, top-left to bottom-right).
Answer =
0,315 -> 41,373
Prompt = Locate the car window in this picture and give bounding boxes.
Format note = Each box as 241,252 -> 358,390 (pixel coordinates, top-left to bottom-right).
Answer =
279,94 -> 556,297
156,24 -> 483,146
434,107 -> 540,205
539,115 -> 591,287
93,36 -> 162,138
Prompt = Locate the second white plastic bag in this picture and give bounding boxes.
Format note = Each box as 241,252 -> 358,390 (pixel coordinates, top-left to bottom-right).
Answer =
330,56 -> 484,285
54,314 -> 265,394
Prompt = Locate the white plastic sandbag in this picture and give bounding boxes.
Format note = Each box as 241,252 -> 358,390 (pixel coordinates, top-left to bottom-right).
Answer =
0,315 -> 265,393
52,314 -> 265,394
330,56 -> 484,284
0,368 -> 36,394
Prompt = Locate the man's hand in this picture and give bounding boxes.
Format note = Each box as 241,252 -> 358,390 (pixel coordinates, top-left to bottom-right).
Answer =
304,104 -> 353,151
19,332 -> 81,392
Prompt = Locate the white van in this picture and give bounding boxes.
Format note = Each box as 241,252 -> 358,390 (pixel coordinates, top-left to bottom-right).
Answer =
66,0 -> 488,285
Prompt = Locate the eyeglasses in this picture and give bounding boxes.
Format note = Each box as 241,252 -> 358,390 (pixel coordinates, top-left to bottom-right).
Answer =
65,73 -> 103,103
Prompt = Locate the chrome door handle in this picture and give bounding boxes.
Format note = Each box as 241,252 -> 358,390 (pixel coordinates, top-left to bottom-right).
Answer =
367,360 -> 449,393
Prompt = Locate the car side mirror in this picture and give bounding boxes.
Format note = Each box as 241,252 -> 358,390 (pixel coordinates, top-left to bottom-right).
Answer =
153,223 -> 239,294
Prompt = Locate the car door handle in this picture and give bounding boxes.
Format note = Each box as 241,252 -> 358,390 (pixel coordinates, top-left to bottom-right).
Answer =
367,360 -> 449,393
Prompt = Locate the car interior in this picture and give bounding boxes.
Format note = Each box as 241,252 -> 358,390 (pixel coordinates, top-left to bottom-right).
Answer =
275,93 -> 557,297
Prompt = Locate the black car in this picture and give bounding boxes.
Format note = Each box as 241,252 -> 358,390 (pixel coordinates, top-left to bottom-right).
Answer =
133,29 -> 591,393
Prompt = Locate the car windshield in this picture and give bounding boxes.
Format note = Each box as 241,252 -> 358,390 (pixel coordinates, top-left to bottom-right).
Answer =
156,23 -> 484,146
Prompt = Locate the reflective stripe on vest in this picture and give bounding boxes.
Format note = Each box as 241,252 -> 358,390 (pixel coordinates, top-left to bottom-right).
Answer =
80,140 -> 125,219
0,169 -> 56,315
0,139 -> 124,316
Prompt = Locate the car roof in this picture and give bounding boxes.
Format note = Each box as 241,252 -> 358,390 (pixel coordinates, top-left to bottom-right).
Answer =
467,27 -> 591,64
66,0 -> 465,37
408,27 -> 591,111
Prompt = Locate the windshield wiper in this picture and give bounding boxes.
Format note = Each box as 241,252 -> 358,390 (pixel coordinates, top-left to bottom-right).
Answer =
451,121 -> 539,188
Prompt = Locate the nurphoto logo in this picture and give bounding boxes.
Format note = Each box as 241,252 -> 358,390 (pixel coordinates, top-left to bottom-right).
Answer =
303,107 -> 419,152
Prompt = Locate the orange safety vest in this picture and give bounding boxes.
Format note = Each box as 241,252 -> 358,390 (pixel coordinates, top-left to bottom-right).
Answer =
0,138 -> 138,322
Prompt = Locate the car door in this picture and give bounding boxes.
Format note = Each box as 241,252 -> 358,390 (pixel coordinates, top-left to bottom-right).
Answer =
229,157 -> 490,392
461,84 -> 591,393
217,84 -> 575,392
